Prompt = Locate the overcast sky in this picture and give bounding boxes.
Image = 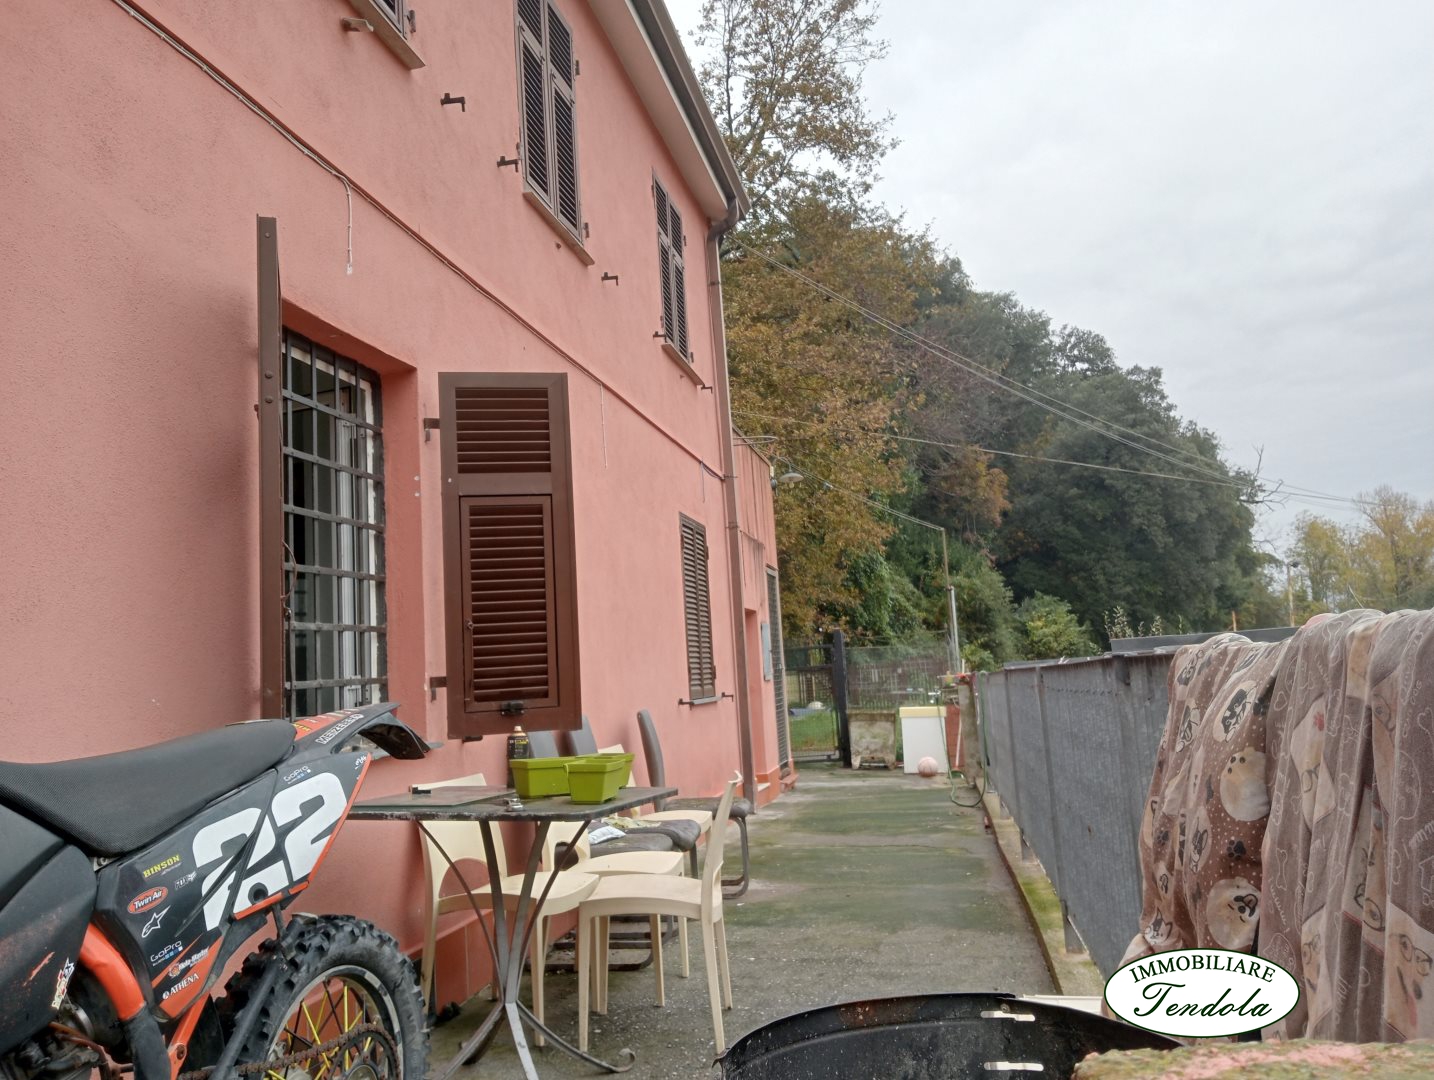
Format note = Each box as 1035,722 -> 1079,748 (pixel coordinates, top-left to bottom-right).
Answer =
671,1 -> 1434,543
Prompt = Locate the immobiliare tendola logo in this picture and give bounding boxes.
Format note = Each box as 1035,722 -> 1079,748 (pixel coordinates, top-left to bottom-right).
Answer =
1104,948 -> 1300,1038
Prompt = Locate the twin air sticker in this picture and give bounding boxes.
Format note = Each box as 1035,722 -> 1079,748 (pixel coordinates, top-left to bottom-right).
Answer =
1104,948 -> 1300,1038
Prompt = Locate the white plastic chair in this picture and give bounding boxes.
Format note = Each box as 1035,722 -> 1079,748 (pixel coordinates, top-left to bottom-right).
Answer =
542,822 -> 691,997
576,775 -> 740,1054
417,772 -> 598,1044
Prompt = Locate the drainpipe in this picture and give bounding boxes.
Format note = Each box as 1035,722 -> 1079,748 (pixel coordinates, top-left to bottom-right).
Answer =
708,198 -> 756,806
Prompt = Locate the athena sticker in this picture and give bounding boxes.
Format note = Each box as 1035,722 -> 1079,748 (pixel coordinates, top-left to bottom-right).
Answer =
1104,948 -> 1300,1038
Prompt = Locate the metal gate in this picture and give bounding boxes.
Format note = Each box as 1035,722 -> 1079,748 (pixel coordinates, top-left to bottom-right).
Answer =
781,630 -> 850,765
767,568 -> 793,775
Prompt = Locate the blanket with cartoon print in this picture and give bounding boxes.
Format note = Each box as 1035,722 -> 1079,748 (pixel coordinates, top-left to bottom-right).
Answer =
1122,609 -> 1434,1041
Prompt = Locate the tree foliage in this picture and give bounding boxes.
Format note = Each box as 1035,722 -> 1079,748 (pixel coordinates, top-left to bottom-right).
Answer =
689,0 -> 1294,659
697,0 -> 893,214
700,0 -> 944,635
1018,594 -> 1098,660
988,367 -> 1260,634
1289,489 -> 1434,613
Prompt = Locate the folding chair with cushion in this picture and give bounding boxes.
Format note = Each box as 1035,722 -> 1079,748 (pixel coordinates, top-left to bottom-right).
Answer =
638,709 -> 752,897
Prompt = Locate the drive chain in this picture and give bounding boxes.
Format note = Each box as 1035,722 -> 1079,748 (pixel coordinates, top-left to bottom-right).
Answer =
177,1022 -> 398,1080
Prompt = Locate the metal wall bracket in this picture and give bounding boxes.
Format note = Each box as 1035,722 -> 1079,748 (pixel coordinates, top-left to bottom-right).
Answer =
497,155 -> 520,171
423,417 -> 440,442
441,94 -> 466,112
428,674 -> 446,701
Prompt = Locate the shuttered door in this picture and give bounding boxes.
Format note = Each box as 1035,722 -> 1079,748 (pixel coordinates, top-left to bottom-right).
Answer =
767,567 -> 792,773
680,516 -> 716,701
441,373 -> 580,735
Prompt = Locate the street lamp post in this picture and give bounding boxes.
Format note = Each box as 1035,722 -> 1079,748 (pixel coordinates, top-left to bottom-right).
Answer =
939,527 -> 963,675
1285,559 -> 1301,626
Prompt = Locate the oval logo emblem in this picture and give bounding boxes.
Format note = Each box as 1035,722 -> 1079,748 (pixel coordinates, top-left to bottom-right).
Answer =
127,886 -> 169,915
1104,948 -> 1300,1037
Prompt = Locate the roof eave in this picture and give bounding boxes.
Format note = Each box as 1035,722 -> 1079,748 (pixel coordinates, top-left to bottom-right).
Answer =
589,0 -> 750,224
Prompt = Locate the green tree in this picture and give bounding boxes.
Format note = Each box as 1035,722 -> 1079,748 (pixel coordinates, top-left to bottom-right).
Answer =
1290,512 -> 1352,611
991,366 -> 1260,635
697,0 -> 892,214
727,201 -> 943,635
688,0 -> 1274,649
1291,490 -> 1434,612
1017,594 -> 1098,659
951,545 -> 1022,670
696,0 -> 945,637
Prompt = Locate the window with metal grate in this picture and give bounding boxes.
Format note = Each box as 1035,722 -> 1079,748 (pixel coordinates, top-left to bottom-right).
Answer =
516,1 -> 582,237
280,333 -> 388,719
439,373 -> 581,736
680,515 -> 717,702
653,176 -> 691,361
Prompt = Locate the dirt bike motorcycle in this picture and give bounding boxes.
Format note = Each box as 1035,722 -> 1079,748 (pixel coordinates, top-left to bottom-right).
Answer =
0,702 -> 431,1080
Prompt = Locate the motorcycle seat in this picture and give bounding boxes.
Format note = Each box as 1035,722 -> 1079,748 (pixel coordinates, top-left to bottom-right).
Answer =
0,721 -> 296,857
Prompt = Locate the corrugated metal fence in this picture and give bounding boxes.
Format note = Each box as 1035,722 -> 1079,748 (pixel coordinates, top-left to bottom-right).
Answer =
978,653 -> 1174,977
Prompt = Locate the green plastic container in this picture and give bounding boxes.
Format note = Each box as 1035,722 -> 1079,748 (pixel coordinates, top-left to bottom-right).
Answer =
510,756 -> 576,798
565,753 -> 634,803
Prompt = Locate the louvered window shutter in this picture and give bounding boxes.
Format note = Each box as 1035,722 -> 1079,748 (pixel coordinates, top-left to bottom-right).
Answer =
515,2 -> 581,235
516,3 -> 549,203
548,6 -> 580,232
257,217 -> 285,716
653,178 -> 689,359
670,205 -> 688,356
440,373 -> 581,735
680,516 -> 716,701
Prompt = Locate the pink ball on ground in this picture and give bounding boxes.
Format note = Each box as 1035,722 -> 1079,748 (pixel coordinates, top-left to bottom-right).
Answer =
917,756 -> 941,778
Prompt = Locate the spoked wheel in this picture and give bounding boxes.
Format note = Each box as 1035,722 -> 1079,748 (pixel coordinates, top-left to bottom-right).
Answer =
221,917 -> 428,1080
262,967 -> 401,1080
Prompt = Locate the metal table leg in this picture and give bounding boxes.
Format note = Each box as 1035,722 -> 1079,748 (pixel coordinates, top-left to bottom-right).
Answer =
423,817 -> 637,1079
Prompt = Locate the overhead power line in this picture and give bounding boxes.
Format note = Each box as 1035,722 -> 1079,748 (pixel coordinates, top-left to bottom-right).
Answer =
724,235 -> 1366,508
735,409 -> 1265,492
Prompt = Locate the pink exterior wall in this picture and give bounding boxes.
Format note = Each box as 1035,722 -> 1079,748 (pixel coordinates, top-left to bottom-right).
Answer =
733,439 -> 792,797
0,0 -> 782,1006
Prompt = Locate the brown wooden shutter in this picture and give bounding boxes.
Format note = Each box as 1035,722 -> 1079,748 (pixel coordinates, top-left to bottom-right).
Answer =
669,205 -> 688,356
515,1 -> 580,234
654,178 -> 689,359
440,373 -> 581,735
547,5 -> 580,232
680,515 -> 716,701
257,216 -> 285,716
516,0 -> 548,203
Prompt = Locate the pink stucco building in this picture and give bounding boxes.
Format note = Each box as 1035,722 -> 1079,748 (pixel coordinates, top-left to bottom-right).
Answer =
0,0 -> 793,1006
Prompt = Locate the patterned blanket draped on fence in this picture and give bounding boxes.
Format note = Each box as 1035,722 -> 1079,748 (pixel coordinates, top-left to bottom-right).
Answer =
1123,609 -> 1434,1041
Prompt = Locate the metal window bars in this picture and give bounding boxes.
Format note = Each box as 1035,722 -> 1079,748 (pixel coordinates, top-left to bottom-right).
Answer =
281,332 -> 388,718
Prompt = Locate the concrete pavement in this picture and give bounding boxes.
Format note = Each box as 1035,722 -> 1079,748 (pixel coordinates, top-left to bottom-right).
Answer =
431,763 -> 1054,1078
